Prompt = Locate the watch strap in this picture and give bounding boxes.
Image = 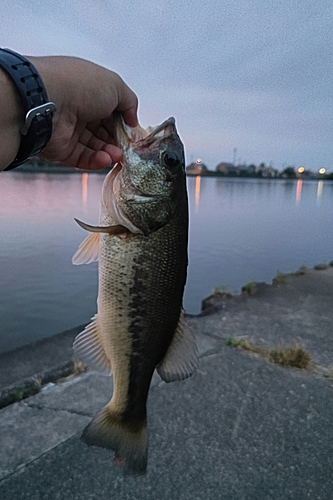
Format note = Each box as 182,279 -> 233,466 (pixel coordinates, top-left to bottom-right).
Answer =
0,48 -> 56,171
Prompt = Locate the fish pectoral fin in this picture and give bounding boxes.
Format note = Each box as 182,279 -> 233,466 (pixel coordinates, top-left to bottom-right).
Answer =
73,315 -> 112,375
74,218 -> 128,235
157,309 -> 199,382
72,232 -> 100,265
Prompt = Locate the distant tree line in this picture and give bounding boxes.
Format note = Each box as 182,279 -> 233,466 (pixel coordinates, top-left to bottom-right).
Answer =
186,161 -> 333,180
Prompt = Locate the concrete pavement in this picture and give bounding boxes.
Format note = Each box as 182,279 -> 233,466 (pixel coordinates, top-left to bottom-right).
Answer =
0,265 -> 332,499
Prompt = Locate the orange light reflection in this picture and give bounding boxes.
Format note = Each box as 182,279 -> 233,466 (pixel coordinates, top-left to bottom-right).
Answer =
316,180 -> 323,200
82,172 -> 88,210
296,179 -> 302,204
195,175 -> 201,213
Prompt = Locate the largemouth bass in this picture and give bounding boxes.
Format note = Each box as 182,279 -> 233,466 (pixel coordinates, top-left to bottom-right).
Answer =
72,115 -> 198,474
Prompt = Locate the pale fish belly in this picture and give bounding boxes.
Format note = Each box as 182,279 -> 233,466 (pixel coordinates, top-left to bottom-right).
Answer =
97,229 -> 140,414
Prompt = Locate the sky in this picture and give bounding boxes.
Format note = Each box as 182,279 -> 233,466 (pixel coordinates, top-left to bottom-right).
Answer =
2,0 -> 333,171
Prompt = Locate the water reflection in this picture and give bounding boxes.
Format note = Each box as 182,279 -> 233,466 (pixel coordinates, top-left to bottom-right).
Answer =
296,179 -> 303,204
82,172 -> 88,211
1,174 -> 333,353
194,175 -> 201,213
316,180 -> 324,203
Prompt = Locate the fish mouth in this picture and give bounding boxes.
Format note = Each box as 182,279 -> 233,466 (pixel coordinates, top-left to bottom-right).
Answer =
137,117 -> 176,145
115,113 -> 177,150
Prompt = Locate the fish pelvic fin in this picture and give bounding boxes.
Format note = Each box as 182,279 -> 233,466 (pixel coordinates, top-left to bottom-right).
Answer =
72,232 -> 100,265
74,218 -> 128,235
157,309 -> 199,382
73,315 -> 112,375
82,406 -> 148,475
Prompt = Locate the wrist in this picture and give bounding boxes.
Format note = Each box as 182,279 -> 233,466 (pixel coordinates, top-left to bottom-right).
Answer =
27,56 -> 64,128
0,50 -> 57,171
0,67 -> 22,170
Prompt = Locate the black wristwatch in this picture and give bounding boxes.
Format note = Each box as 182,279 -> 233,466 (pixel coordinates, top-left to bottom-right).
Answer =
0,48 -> 56,171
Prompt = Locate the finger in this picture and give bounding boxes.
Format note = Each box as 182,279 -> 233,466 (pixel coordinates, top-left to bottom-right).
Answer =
62,142 -> 108,171
122,107 -> 138,128
112,73 -> 138,126
88,150 -> 114,170
42,134 -> 123,170
80,127 -> 113,152
72,142 -> 124,170
87,120 -> 113,143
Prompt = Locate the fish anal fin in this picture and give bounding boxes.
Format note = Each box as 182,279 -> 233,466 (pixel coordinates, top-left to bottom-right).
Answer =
82,405 -> 148,475
157,309 -> 198,382
73,315 -> 112,375
72,232 -> 100,265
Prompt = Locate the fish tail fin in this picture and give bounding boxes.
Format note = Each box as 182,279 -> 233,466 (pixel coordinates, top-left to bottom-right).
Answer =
81,405 -> 148,475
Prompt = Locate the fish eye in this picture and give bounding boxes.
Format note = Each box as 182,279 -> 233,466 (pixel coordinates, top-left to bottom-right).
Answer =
163,151 -> 181,168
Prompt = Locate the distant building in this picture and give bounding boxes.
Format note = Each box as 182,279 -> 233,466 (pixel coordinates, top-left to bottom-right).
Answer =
281,167 -> 297,179
246,164 -> 256,175
186,159 -> 209,175
255,163 -> 278,178
215,162 -> 235,175
262,166 -> 278,178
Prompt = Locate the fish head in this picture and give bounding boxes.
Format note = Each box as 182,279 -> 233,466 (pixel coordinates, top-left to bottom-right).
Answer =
123,117 -> 185,198
102,115 -> 187,235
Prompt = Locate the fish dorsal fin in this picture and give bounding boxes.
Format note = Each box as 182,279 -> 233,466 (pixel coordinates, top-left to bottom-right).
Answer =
73,315 -> 112,375
72,232 -> 100,265
157,310 -> 198,382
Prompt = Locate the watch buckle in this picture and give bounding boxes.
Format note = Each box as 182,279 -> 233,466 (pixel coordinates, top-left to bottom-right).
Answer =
21,102 -> 56,136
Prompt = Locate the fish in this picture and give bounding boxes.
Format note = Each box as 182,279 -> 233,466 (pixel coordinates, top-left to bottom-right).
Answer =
72,114 -> 198,474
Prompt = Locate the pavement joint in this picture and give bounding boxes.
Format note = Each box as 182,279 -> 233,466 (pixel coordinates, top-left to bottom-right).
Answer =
22,401 -> 91,418
199,330 -> 226,342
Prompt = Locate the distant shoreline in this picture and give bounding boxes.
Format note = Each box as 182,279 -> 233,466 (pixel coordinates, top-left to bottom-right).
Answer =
7,163 -> 333,181
186,172 -> 333,181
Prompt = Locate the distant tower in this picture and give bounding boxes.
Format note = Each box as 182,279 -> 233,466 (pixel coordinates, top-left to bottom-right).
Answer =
233,148 -> 237,166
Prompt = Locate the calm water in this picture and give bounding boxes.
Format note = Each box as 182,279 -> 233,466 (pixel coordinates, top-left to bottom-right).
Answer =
1,172 -> 332,353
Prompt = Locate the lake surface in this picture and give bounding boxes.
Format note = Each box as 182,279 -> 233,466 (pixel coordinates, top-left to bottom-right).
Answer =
1,172 -> 332,353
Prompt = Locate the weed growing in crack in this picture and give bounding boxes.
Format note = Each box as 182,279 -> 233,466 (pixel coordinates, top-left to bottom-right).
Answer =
226,338 -> 311,370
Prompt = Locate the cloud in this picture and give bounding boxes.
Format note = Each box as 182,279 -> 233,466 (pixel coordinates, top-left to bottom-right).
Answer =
1,0 -> 333,170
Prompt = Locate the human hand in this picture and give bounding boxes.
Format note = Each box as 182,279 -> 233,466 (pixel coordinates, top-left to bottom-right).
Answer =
30,56 -> 138,170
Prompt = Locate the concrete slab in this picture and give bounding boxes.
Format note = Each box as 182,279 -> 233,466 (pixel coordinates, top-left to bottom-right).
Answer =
0,400 -> 91,481
0,346 -> 332,499
196,267 -> 333,373
0,324 -> 85,391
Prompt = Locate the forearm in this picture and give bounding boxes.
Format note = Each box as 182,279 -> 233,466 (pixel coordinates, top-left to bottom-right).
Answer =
0,68 -> 22,171
0,53 -> 138,171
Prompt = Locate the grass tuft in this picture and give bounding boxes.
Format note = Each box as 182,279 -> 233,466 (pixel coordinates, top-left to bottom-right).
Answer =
12,386 -> 26,401
226,338 -> 311,370
273,271 -> 287,285
73,357 -> 88,375
32,376 -> 42,390
269,345 -> 311,369
226,338 -> 245,348
211,284 -> 232,296
242,282 -> 256,295
293,266 -> 307,276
